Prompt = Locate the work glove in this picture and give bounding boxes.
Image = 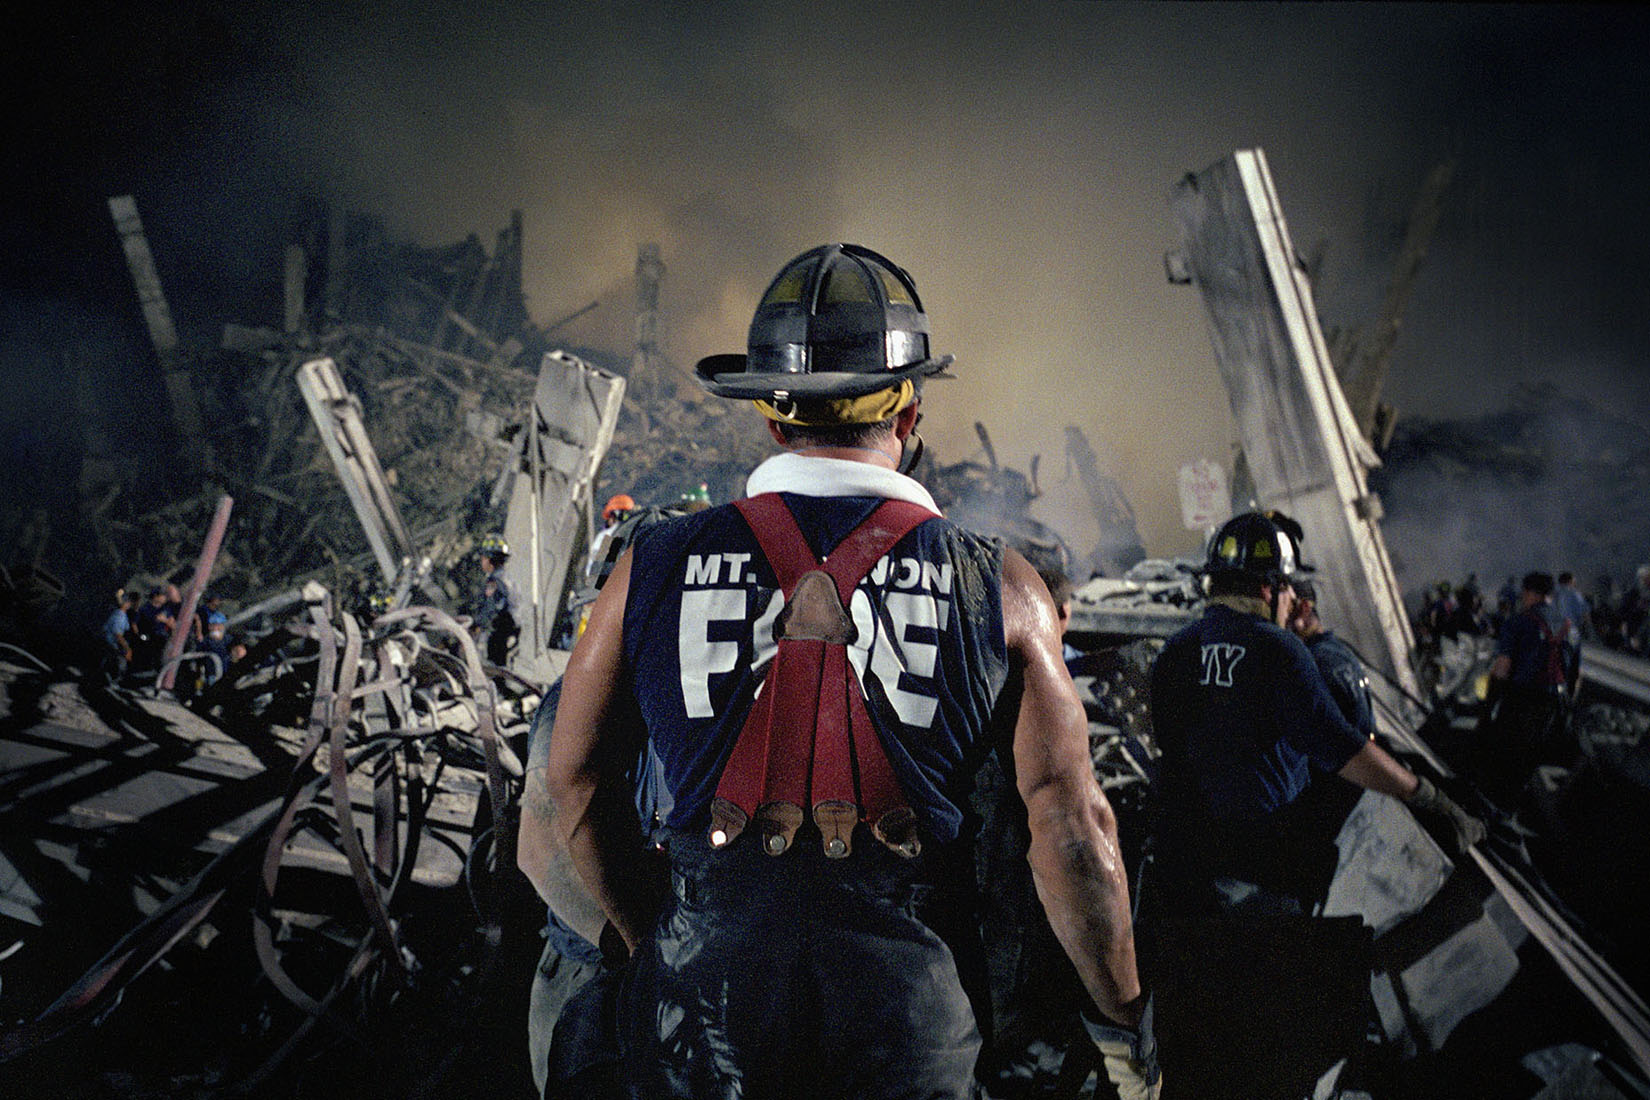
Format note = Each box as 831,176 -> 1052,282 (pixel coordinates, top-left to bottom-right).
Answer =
1408,775 -> 1487,853
1080,995 -> 1161,1100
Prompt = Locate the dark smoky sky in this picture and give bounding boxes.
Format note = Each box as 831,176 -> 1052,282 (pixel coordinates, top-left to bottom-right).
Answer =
7,1 -> 1649,561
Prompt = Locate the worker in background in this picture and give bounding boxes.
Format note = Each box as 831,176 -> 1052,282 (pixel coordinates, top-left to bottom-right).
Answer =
195,592 -> 231,686
545,244 -> 1155,1099
1622,564 -> 1650,654
518,680 -> 666,1098
573,497 -> 692,646
519,501 -> 680,1099
679,482 -> 712,513
1284,575 -> 1376,887
473,534 -> 519,667
162,582 -> 183,639
1145,510 -> 1484,1099
1421,580 -> 1458,643
1494,575 -> 1520,636
586,494 -> 636,587
100,588 -> 137,683
1486,571 -> 1572,799
1288,577 -> 1375,738
1465,577 -> 1491,636
131,586 -> 175,675
1553,571 -> 1591,695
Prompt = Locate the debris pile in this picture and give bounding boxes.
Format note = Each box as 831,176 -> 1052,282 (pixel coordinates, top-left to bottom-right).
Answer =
0,588 -> 545,1099
5,197 -> 1157,666
28,206 -> 562,641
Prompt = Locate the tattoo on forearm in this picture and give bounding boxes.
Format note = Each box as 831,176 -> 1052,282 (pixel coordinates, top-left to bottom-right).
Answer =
521,768 -> 557,824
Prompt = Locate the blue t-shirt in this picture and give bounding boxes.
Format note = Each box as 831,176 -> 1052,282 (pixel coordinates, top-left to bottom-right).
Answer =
1496,607 -> 1565,687
1151,602 -> 1368,823
199,608 -> 230,670
1553,586 -> 1589,643
623,494 -> 1008,844
134,601 -> 169,641
102,608 -> 130,650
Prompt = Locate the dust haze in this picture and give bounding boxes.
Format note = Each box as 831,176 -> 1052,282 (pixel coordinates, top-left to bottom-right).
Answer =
10,1 -> 1649,582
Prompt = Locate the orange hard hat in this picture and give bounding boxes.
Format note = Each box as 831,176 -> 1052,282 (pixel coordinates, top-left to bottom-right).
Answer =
603,493 -> 637,523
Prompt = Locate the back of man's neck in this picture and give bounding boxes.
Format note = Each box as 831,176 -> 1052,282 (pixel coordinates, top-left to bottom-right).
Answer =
786,444 -> 897,469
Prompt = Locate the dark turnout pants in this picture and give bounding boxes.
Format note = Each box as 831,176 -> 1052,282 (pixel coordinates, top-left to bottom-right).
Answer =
1141,794 -> 1372,1099
620,827 -> 982,1100
1139,908 -> 1373,1100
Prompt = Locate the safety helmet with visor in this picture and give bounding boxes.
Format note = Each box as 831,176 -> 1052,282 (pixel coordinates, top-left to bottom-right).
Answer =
1204,510 -> 1314,590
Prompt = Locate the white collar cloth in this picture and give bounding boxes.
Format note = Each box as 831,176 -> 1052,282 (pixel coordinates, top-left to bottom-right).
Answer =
743,452 -> 940,514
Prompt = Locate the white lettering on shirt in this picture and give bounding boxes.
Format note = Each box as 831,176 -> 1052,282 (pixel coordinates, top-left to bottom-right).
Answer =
1200,643 -> 1246,687
679,588 -> 744,717
685,555 -> 721,586
676,546 -> 953,729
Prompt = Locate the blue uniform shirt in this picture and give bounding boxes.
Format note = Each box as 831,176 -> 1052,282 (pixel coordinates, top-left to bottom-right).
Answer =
1151,602 -> 1369,823
623,492 -> 1008,844
1306,631 -> 1375,737
1553,586 -> 1589,642
1497,607 -> 1564,687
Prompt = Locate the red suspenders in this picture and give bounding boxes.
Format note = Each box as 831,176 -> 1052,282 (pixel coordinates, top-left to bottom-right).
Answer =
707,492 -> 936,859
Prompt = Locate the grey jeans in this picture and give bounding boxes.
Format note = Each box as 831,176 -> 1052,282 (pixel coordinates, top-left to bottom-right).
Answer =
528,936 -> 602,1098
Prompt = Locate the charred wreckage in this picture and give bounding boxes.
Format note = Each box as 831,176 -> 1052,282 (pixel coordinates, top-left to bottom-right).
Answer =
3,150 -> 1650,1099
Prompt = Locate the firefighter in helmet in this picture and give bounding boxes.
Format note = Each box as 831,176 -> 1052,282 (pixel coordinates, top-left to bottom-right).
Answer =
473,533 -> 519,667
539,244 -> 1155,1098
1143,510 -> 1483,1098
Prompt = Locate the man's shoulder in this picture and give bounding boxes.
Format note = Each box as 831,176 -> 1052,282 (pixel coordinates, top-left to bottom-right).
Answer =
1518,608 -> 1553,634
1309,631 -> 1361,669
1163,617 -> 1204,650
625,506 -> 731,577
1308,629 -> 1354,655
632,505 -> 720,547
1196,602 -> 1289,641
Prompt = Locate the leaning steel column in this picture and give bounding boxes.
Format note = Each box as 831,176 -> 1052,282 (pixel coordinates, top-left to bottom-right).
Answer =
107,195 -> 212,475
502,350 -> 625,678
1169,149 -> 1426,734
296,357 -> 417,586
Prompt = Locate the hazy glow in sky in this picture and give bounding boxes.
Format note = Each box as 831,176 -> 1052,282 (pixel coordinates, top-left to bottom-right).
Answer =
14,2 -> 1649,558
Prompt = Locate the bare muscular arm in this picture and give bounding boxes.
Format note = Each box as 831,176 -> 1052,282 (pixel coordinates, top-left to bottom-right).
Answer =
1005,548 -> 1145,1028
516,757 -> 609,945
543,551 -> 662,952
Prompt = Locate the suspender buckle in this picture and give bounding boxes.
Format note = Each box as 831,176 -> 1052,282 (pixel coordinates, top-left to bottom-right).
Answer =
755,800 -> 805,855
814,800 -> 858,858
709,797 -> 748,849
873,807 -> 922,859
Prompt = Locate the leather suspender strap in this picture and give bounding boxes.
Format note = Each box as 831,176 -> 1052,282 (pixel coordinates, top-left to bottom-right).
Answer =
733,492 -> 936,601
710,492 -> 935,858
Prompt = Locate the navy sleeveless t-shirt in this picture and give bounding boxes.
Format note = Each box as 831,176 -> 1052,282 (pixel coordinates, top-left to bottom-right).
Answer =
623,492 -> 1008,844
